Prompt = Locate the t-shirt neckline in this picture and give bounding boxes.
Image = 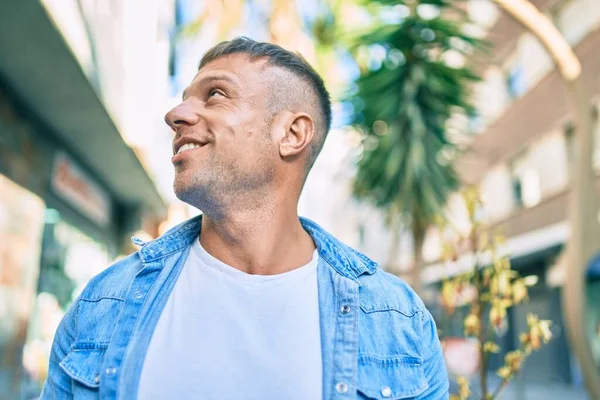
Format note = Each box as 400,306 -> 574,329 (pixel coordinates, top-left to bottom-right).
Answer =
190,237 -> 319,283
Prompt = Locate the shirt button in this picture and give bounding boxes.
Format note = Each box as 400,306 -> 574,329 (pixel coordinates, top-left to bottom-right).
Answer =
94,375 -> 100,384
340,305 -> 351,314
381,386 -> 392,397
335,382 -> 349,394
133,290 -> 144,299
105,367 -> 117,375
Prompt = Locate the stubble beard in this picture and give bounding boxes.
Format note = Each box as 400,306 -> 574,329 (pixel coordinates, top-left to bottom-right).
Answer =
174,156 -> 276,219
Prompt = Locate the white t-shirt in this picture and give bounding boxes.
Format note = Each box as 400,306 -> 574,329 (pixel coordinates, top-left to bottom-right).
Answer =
137,238 -> 323,400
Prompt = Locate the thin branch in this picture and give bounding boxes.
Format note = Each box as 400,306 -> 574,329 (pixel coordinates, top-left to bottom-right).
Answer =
482,311 -> 496,368
471,226 -> 489,400
490,379 -> 509,400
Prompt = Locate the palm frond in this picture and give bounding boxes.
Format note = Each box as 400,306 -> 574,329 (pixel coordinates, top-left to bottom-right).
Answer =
349,0 -> 481,233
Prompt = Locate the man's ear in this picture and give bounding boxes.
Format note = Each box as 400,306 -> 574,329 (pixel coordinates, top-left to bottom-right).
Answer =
279,111 -> 315,158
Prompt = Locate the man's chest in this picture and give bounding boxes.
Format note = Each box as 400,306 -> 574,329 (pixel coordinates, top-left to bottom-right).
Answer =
137,258 -> 323,400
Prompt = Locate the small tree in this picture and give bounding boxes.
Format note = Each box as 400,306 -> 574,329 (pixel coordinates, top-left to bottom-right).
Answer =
440,188 -> 553,400
347,0 -> 480,292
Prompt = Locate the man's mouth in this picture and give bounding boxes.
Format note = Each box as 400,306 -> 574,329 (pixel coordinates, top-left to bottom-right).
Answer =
176,142 -> 203,155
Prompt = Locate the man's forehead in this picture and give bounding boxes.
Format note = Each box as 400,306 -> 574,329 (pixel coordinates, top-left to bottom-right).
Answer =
195,53 -> 270,83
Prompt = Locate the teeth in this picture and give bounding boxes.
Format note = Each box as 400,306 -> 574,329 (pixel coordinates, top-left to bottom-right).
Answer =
177,143 -> 201,154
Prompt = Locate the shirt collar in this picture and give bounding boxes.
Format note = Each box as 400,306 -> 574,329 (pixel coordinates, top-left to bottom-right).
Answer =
132,215 -> 378,279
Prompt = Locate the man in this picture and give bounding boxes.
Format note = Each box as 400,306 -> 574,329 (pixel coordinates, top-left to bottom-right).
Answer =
42,37 -> 448,399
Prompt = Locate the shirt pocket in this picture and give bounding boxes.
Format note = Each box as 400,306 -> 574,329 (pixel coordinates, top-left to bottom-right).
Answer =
357,355 -> 428,399
59,342 -> 107,389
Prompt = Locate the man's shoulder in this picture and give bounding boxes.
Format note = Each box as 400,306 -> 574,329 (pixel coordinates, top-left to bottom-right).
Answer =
78,251 -> 142,301
76,215 -> 200,301
303,217 -> 427,316
357,265 -> 426,317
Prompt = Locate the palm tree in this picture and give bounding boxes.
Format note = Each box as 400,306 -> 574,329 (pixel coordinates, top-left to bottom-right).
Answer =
348,0 -> 480,292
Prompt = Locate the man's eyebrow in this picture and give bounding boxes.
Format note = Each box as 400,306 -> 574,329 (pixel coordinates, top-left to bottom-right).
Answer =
182,75 -> 238,101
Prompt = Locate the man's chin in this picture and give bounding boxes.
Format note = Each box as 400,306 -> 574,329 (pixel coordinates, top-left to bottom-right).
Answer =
174,183 -> 225,218
173,181 -> 196,202
174,179 -> 210,206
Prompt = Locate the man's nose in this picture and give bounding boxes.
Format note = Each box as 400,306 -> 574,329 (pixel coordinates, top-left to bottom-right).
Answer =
165,101 -> 200,131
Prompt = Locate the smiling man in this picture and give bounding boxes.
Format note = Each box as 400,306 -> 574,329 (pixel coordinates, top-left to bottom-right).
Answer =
41,37 -> 448,399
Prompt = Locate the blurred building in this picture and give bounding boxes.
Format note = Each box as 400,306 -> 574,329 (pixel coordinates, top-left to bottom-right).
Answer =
0,0 -> 174,397
421,0 -> 600,394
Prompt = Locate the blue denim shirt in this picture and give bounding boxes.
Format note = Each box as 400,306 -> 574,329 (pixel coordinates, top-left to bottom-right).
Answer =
41,216 -> 448,399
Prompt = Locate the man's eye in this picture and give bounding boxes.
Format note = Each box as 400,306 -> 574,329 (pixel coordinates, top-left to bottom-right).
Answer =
208,89 -> 223,98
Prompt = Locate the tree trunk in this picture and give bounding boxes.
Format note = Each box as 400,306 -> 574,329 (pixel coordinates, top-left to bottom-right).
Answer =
386,216 -> 402,274
562,75 -> 600,400
411,224 -> 426,294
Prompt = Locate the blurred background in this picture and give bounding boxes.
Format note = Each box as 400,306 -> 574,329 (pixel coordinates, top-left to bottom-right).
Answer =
0,0 -> 599,399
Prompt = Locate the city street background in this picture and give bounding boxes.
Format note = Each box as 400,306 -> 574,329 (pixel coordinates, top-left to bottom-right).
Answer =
0,0 -> 599,399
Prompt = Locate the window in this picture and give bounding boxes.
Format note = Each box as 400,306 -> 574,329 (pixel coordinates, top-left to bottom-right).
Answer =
480,165 -> 515,222
518,34 -> 552,90
509,131 -> 569,210
510,131 -> 569,210
511,153 -> 542,209
520,168 -> 542,208
554,0 -> 600,46
529,131 -> 569,196
502,50 -> 528,100
501,33 -> 554,103
505,62 -> 527,99
474,66 -> 510,128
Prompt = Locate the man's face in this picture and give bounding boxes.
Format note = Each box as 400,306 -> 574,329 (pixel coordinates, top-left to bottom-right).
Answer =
166,54 -> 277,212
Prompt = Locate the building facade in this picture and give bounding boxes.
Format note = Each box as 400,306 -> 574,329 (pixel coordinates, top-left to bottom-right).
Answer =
423,0 -> 600,395
0,1 -> 171,397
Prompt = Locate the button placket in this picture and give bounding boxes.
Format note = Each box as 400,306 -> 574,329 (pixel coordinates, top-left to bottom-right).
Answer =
329,277 -> 359,400
100,258 -> 172,397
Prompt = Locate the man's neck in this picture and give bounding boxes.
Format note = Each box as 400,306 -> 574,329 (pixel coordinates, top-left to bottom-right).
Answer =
198,205 -> 316,276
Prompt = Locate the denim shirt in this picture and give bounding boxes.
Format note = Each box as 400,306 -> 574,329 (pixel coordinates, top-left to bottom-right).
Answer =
41,216 -> 449,399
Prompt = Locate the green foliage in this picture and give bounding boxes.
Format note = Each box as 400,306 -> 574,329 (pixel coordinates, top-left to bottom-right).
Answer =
348,0 -> 481,242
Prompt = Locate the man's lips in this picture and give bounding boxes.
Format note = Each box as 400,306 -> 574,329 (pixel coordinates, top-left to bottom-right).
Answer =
172,137 -> 209,156
171,142 -> 206,163
174,142 -> 203,155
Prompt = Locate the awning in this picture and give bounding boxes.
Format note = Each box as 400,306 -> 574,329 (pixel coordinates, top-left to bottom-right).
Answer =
0,0 -> 166,219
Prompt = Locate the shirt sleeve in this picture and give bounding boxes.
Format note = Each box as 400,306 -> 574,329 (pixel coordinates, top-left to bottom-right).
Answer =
415,308 -> 450,399
40,301 -> 77,399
